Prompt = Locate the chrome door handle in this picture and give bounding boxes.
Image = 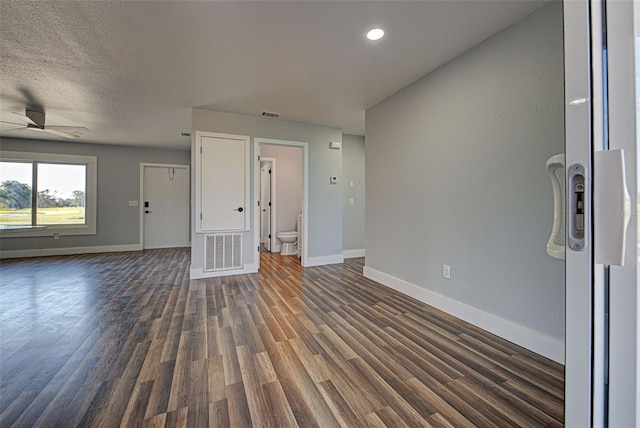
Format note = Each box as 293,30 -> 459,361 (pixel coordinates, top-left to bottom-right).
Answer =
234,207 -> 244,212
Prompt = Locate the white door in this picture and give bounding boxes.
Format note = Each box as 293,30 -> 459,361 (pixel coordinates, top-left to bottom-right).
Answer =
260,161 -> 272,251
564,1 -> 639,426
199,134 -> 249,231
143,165 -> 189,249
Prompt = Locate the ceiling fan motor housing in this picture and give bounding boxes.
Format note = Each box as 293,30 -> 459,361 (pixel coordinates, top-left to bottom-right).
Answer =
26,109 -> 45,128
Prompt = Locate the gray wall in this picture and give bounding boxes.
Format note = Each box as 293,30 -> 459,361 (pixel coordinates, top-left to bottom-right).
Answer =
191,109 -> 343,270
0,137 -> 190,251
260,144 -> 302,243
365,2 -> 565,340
342,134 -> 365,252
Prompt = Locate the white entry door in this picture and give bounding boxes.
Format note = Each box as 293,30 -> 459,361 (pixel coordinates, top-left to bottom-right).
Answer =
143,165 -> 189,249
260,161 -> 272,251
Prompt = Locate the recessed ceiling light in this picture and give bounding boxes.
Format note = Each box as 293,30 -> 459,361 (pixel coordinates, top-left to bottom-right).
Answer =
366,28 -> 384,41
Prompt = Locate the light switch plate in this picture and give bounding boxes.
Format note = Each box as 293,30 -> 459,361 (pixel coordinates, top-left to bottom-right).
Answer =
349,198 -> 354,206
349,180 -> 354,188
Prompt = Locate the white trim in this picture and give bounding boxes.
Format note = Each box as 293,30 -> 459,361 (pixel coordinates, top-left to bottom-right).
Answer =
195,131 -> 251,233
190,262 -> 257,279
343,249 -> 365,258
139,163 -> 190,250
363,266 -> 565,364
0,244 -> 142,259
305,254 -> 344,267
254,138 -> 309,268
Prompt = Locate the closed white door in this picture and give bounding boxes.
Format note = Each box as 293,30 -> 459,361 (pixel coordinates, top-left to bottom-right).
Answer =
143,165 -> 189,249
260,162 -> 272,251
199,135 -> 248,231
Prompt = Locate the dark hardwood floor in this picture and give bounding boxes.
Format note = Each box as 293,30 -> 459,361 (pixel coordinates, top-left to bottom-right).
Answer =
0,248 -> 564,427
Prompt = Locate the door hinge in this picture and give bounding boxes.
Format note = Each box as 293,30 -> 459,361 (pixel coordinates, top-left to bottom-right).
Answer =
268,234 -> 271,238
269,202 -> 271,207
200,146 -> 202,154
258,201 -> 260,206
258,155 -> 261,161
200,213 -> 202,220
269,170 -> 271,174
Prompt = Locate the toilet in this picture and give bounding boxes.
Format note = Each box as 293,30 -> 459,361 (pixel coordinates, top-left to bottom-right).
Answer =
276,231 -> 298,255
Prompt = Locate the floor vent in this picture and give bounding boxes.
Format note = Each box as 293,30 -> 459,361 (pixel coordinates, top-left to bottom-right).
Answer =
204,234 -> 243,272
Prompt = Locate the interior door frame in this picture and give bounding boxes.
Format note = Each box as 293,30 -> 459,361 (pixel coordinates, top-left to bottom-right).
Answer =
260,157 -> 277,252
139,163 -> 190,249
254,138 -> 308,269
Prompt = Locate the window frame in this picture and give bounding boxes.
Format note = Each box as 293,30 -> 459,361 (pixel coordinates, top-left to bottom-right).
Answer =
0,151 -> 97,237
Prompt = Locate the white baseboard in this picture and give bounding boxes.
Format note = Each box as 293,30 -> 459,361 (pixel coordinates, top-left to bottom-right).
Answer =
190,263 -> 258,279
304,254 -> 344,267
343,249 -> 365,258
0,244 -> 143,259
363,266 -> 565,364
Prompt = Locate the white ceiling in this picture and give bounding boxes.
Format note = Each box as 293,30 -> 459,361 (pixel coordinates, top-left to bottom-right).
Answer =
0,1 -> 549,150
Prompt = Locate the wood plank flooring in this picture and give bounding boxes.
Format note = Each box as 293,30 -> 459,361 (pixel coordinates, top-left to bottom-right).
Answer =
0,248 -> 564,427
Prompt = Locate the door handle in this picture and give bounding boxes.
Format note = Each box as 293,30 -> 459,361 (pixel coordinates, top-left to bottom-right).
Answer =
234,207 -> 244,212
145,210 -> 152,214
546,154 -> 565,260
595,149 -> 631,266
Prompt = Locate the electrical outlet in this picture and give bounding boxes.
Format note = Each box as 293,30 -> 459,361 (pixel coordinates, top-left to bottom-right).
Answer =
442,264 -> 451,279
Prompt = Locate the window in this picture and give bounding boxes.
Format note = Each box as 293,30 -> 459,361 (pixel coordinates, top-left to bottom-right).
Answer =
0,151 -> 97,237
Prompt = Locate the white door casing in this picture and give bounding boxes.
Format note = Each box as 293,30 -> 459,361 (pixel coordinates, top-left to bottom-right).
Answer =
196,132 -> 250,232
140,164 -> 189,250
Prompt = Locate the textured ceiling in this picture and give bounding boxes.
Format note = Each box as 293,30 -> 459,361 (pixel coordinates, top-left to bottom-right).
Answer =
0,1 -> 549,149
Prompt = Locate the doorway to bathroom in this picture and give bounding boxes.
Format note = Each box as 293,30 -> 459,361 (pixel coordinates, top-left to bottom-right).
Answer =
254,138 -> 308,269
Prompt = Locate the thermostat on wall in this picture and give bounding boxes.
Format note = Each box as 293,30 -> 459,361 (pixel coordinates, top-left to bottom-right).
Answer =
329,141 -> 342,150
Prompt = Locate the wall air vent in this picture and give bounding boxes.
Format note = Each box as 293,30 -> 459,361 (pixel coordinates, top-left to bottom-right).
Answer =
261,111 -> 280,118
204,234 -> 243,272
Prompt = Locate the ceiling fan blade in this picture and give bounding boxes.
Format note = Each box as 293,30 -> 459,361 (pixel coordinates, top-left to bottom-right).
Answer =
3,127 -> 27,133
42,128 -> 80,139
11,112 -> 37,126
0,120 -> 27,126
46,125 -> 89,133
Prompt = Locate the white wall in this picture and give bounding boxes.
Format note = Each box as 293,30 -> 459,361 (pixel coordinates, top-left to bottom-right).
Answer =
364,2 -> 565,360
0,137 -> 190,256
191,109 -> 343,274
342,134 -> 365,255
260,144 -> 302,252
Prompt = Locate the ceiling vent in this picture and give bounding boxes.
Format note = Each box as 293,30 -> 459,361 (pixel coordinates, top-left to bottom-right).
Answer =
261,111 -> 280,118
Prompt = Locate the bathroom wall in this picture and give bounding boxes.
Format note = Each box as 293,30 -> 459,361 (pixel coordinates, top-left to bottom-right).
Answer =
364,2 -> 565,361
342,134 -> 365,256
260,144 -> 302,252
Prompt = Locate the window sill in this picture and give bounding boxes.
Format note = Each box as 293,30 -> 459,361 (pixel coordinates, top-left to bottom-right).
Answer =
0,225 -> 47,232
0,225 -> 95,238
